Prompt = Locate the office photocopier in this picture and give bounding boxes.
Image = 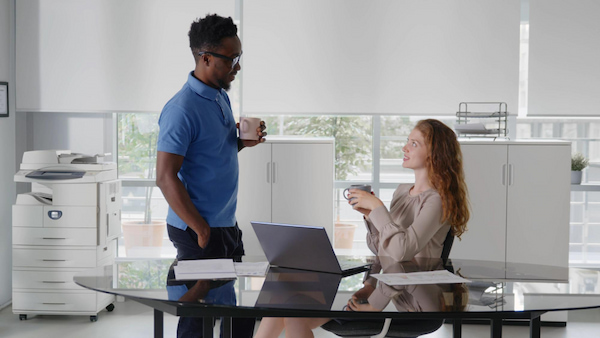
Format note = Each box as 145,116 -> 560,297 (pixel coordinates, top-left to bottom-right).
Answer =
12,150 -> 121,322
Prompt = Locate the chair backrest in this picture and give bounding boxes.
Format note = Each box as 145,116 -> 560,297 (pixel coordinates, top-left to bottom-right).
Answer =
441,229 -> 454,262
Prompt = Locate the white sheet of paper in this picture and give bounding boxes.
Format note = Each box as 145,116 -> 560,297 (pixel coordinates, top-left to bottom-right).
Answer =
174,259 -> 237,280
371,270 -> 471,286
234,262 -> 269,277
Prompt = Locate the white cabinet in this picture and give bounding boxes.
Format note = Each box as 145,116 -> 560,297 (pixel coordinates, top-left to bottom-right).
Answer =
451,141 -> 571,277
237,138 -> 335,256
452,144 -> 508,263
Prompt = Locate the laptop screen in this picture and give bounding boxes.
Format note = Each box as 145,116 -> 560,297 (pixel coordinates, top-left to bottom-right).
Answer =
251,222 -> 343,273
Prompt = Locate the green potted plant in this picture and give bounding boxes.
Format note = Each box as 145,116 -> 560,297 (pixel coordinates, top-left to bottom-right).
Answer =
571,152 -> 589,184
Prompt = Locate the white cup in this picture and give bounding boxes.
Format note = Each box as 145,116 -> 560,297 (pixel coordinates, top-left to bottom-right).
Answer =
239,117 -> 261,141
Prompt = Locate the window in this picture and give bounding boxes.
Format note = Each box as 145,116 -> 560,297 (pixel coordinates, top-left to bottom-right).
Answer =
117,112 -> 172,257
116,113 -> 456,256
117,113 -> 600,266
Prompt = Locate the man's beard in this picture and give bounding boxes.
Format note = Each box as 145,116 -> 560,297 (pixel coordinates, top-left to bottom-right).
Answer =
217,78 -> 231,91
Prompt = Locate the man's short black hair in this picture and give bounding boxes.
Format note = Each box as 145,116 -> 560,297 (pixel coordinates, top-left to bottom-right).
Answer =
189,14 -> 238,54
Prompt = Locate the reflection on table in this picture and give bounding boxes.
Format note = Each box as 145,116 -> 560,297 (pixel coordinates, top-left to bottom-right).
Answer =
74,256 -> 600,314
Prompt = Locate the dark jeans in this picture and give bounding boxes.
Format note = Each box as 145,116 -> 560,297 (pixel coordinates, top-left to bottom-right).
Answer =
167,224 -> 255,338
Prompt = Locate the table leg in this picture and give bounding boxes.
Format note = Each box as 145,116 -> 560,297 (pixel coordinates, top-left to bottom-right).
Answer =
154,309 -> 163,338
222,317 -> 232,338
530,316 -> 541,338
453,318 -> 462,338
490,318 -> 502,338
203,317 -> 214,338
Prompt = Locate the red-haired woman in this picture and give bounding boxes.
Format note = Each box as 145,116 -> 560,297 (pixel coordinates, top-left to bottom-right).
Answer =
255,119 -> 470,338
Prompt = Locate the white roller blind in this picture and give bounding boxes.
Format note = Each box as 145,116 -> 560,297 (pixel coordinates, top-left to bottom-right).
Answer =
16,0 -> 234,113
242,0 -> 520,115
528,0 -> 600,116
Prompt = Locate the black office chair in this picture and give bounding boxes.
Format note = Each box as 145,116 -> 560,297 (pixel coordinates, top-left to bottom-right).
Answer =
441,228 -> 455,262
321,229 -> 455,338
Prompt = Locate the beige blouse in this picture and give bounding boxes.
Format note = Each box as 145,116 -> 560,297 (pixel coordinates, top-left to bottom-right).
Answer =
365,183 -> 450,262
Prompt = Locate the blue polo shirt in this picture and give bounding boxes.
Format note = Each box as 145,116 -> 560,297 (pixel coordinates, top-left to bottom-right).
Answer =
157,72 -> 239,230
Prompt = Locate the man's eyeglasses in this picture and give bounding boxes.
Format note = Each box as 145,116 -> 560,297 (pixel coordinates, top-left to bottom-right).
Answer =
198,51 -> 243,69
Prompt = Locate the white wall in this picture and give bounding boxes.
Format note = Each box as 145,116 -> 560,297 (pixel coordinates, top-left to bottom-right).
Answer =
16,0 -> 235,113
14,112 -> 114,198
0,0 -> 16,308
14,0 -> 234,179
22,112 -> 113,157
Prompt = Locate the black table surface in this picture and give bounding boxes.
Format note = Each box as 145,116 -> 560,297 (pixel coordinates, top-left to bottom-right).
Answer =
74,256 -> 600,319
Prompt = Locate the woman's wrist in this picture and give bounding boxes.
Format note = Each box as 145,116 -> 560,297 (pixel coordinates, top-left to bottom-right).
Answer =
364,195 -> 384,210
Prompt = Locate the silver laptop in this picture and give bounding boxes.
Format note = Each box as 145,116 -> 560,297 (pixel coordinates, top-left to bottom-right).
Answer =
251,221 -> 371,275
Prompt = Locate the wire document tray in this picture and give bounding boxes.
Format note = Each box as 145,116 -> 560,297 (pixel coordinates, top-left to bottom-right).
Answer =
455,102 -> 508,140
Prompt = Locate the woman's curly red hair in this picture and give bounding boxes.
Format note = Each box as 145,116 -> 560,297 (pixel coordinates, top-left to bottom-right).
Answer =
415,119 -> 470,239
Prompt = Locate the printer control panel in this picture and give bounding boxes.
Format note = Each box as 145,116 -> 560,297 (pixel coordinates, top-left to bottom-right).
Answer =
47,210 -> 63,220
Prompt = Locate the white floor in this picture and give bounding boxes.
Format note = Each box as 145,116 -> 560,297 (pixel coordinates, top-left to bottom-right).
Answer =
2,299 -> 600,338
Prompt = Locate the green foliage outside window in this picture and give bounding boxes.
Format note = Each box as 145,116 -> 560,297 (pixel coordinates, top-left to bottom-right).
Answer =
278,116 -> 372,181
118,113 -> 159,179
380,116 -> 415,160
259,115 -> 416,180
118,113 -> 160,223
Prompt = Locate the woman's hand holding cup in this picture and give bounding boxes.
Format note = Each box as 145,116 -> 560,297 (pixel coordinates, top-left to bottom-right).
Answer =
343,184 -> 383,215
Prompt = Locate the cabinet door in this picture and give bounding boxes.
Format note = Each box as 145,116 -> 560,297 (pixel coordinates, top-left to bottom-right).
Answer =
271,143 -> 335,241
506,145 -> 570,270
237,144 -> 272,256
451,144 -> 508,263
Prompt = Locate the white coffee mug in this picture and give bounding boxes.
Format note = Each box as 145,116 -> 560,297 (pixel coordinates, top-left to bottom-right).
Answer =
239,117 -> 261,141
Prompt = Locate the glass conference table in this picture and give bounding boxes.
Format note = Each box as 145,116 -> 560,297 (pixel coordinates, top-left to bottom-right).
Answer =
74,256 -> 600,338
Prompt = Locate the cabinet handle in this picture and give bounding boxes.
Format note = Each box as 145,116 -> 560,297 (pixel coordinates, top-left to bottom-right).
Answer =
267,162 -> 271,183
508,164 -> 514,186
42,281 -> 66,284
272,162 -> 277,184
43,303 -> 66,305
502,164 -> 506,186
43,259 -> 66,262
42,237 -> 66,240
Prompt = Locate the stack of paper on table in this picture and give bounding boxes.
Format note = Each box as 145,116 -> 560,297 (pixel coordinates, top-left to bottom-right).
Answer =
174,259 -> 237,280
174,259 -> 270,280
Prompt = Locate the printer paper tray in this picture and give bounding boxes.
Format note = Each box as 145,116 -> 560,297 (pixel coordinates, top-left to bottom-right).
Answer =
14,170 -> 117,183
